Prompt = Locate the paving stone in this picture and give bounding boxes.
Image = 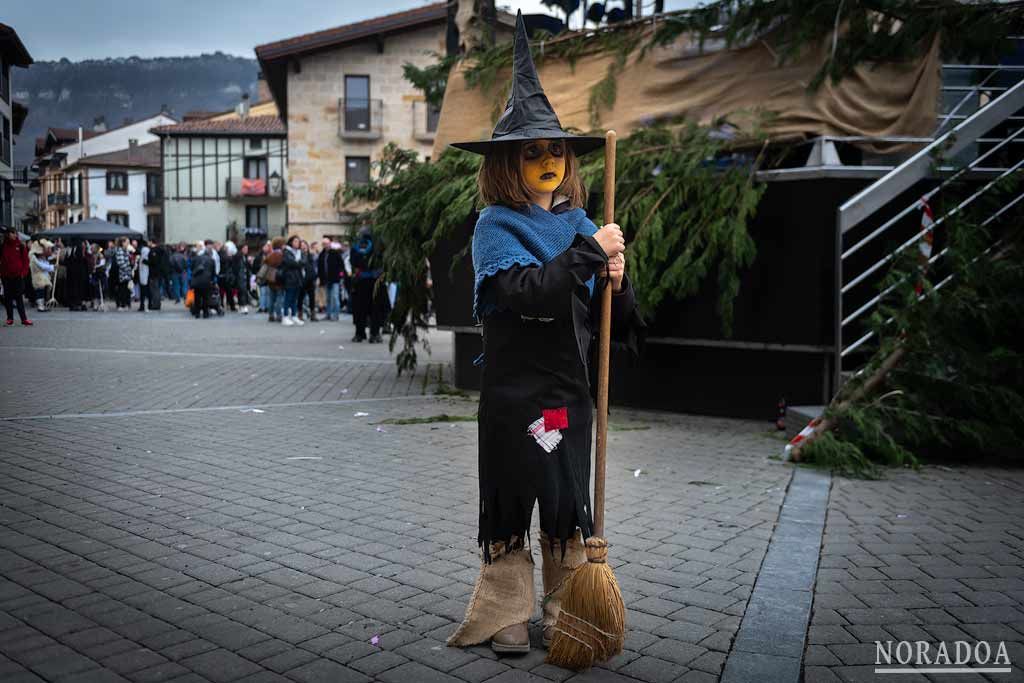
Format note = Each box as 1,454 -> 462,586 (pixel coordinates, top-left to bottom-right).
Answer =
285,658 -> 371,683
257,647 -> 318,674
347,650 -> 408,676
128,661 -> 192,682
179,649 -> 262,683
377,661 -> 464,683
804,645 -> 843,666
720,651 -> 799,683
394,637 -> 478,672
484,671 -> 554,683
323,640 -> 380,665
639,639 -> 706,667
101,648 -> 169,675
158,638 -> 218,662
448,657 -> 510,682
528,662 -> 576,681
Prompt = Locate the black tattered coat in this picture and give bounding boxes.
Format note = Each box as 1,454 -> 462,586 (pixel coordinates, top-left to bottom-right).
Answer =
476,218 -> 643,562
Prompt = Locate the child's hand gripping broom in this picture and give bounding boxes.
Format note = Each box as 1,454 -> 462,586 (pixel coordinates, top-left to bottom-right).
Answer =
546,130 -> 626,670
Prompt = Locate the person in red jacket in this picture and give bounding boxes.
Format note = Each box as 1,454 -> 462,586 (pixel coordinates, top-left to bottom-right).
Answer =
1,228 -> 32,326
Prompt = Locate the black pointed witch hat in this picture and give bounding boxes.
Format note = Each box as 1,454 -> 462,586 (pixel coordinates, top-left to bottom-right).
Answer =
450,11 -> 605,156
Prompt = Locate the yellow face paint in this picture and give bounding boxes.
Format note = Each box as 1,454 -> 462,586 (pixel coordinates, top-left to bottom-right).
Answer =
521,140 -> 566,196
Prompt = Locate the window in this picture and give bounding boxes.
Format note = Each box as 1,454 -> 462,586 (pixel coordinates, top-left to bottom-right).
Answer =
107,212 -> 129,227
344,75 -> 370,132
146,173 -> 161,203
426,104 -> 441,133
346,157 -> 370,185
0,179 -> 11,228
245,205 -> 268,229
244,157 -> 267,180
249,137 -> 263,150
147,214 -> 163,241
1,114 -> 9,166
68,175 -> 80,205
106,171 -> 128,193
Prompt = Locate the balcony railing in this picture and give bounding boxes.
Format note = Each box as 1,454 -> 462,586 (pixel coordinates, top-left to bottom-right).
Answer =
412,100 -> 441,142
338,98 -> 383,140
226,176 -> 285,200
12,167 -> 30,185
145,191 -> 162,206
47,192 -> 69,207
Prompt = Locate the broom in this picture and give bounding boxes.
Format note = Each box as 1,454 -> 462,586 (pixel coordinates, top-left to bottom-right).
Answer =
546,130 -> 626,670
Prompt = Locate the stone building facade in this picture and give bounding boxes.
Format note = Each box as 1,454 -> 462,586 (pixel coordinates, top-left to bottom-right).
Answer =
256,3 -> 447,242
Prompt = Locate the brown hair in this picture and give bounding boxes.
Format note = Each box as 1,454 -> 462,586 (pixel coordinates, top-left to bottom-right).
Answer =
478,141 -> 587,210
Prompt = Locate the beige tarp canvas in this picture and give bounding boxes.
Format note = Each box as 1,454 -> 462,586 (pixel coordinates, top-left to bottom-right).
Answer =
433,27 -> 941,158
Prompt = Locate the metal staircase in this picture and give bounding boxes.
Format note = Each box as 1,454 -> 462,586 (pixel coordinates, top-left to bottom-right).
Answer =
831,66 -> 1024,395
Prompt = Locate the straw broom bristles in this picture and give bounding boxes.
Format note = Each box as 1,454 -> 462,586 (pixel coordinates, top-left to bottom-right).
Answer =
546,130 -> 626,670
546,537 -> 625,669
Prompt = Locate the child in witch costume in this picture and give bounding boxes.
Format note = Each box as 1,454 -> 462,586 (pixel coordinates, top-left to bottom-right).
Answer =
447,12 -> 643,655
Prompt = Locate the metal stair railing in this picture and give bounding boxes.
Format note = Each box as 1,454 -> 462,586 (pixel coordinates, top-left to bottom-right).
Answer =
832,73 -> 1024,394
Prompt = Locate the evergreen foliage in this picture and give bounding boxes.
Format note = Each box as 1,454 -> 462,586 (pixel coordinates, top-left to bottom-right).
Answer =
402,55 -> 458,108
337,145 -> 480,374
649,0 -> 1024,90
336,121 -> 766,371
801,179 -> 1024,475
575,123 -> 765,334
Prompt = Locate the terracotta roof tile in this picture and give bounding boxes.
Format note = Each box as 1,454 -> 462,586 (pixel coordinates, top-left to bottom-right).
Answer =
150,115 -> 286,136
73,141 -> 161,169
255,3 -> 446,61
48,127 -> 101,142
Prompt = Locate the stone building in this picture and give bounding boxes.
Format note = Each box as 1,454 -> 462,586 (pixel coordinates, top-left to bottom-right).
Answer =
256,3 -> 448,242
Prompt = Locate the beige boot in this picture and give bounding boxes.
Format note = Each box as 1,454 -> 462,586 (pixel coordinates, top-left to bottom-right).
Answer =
447,539 -> 535,652
491,622 -> 530,654
540,530 -> 587,648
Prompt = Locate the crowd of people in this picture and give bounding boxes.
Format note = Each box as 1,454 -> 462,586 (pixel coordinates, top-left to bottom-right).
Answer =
0,226 -> 393,343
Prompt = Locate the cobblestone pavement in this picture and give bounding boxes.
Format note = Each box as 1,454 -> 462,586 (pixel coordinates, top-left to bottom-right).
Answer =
806,468 -> 1024,683
1,307 -> 1022,683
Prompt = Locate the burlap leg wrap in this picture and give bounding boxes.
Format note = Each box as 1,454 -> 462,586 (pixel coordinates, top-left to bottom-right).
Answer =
447,540 -> 535,647
540,530 -> 587,630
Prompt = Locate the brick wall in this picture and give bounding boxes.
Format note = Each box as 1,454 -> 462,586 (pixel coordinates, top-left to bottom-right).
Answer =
285,23 -> 445,241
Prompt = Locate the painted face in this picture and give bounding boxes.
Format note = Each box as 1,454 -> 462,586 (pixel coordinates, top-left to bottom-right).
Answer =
521,139 -> 566,196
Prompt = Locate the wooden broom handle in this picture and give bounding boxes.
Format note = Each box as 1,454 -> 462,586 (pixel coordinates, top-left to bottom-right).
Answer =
594,130 -> 616,539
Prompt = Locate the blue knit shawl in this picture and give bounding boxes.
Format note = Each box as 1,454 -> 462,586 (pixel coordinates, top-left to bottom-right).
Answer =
472,203 -> 598,319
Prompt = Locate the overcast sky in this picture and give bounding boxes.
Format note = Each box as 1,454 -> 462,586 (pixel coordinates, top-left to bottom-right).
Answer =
7,0 -> 703,62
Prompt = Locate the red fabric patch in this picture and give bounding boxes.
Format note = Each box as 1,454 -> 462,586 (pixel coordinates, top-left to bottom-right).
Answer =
543,407 -> 569,431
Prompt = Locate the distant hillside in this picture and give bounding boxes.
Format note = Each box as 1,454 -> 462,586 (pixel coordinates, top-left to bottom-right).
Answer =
12,53 -> 260,167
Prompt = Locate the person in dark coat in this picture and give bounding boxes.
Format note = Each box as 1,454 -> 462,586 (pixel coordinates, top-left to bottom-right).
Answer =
219,241 -> 240,312
64,239 -> 92,311
323,242 -> 344,321
190,242 -> 216,319
279,235 -> 304,326
146,241 -> 169,311
237,243 -> 252,313
349,228 -> 388,342
298,240 -> 318,322
446,13 -> 643,655
0,228 -> 32,325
